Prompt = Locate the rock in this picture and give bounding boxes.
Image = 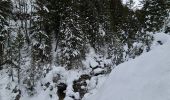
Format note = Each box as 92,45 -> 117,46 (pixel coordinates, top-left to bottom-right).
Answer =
57,83 -> 67,100
73,74 -> 91,99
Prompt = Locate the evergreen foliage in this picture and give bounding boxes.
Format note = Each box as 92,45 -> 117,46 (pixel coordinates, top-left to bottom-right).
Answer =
0,0 -> 11,65
141,0 -> 169,32
0,0 -> 169,97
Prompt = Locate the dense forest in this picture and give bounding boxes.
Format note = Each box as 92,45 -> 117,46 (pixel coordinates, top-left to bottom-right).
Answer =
0,0 -> 169,100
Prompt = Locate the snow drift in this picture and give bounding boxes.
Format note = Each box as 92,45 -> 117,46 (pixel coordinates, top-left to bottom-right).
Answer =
89,33 -> 170,100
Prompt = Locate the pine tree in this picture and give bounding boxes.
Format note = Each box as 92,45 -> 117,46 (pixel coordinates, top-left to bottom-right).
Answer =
29,6 -> 52,88
78,0 -> 110,55
34,0 -> 88,69
142,0 -> 169,32
11,30 -> 25,83
56,0 -> 87,69
0,0 -> 11,65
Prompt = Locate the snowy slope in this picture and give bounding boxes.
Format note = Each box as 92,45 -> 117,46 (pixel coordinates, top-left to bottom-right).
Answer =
89,33 -> 170,100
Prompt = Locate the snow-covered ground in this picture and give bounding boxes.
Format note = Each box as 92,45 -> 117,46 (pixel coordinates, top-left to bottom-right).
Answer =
1,32 -> 170,100
88,33 -> 170,100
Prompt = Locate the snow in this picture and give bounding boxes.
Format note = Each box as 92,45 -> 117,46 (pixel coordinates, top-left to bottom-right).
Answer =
88,33 -> 170,100
122,0 -> 143,9
93,68 -> 103,74
83,47 -> 99,68
43,6 -> 49,13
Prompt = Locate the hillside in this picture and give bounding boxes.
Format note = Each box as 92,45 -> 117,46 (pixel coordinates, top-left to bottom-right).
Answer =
0,0 -> 169,100
88,33 -> 170,100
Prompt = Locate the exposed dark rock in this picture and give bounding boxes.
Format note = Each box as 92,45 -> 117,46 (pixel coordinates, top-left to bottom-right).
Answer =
49,94 -> 52,98
14,89 -> 21,100
73,74 -> 91,99
157,40 -> 163,45
0,66 -> 3,70
165,26 -> 170,33
57,83 -> 67,100
45,82 -> 50,88
52,74 -> 61,83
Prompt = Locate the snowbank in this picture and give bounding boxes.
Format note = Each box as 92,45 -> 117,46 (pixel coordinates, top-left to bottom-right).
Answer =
88,33 -> 170,100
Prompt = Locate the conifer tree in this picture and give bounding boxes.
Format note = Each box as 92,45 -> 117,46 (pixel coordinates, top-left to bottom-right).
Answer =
0,0 -> 11,65
142,0 -> 169,32
11,30 -> 25,83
